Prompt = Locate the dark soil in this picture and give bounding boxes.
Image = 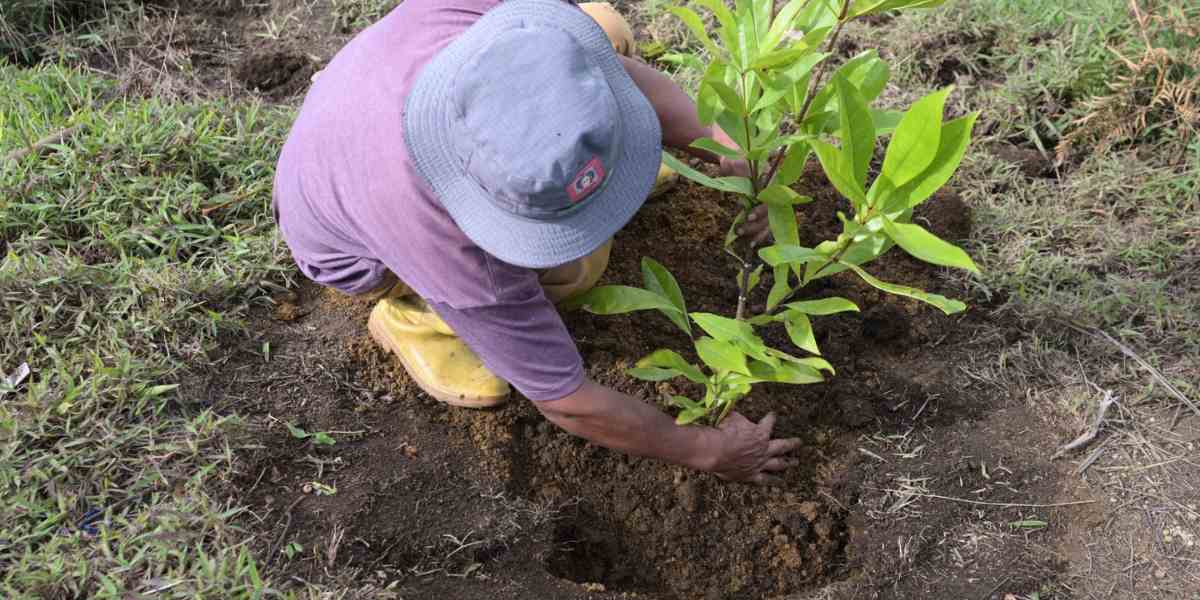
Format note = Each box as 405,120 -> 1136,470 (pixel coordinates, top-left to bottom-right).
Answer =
120,2 -> 1094,598
205,168 -> 1084,599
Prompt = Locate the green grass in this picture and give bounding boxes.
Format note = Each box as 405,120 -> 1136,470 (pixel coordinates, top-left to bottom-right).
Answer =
831,0 -> 1200,378
1,63 -> 296,598
0,1 -> 127,65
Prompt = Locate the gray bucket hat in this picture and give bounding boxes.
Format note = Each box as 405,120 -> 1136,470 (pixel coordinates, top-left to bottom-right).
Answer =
403,0 -> 662,269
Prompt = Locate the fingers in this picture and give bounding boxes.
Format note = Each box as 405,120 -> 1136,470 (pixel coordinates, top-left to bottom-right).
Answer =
752,227 -> 772,247
762,457 -> 799,472
751,472 -> 784,486
756,411 -> 777,436
766,437 -> 802,456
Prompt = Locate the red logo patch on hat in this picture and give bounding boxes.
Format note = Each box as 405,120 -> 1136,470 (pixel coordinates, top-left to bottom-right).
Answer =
566,156 -> 606,204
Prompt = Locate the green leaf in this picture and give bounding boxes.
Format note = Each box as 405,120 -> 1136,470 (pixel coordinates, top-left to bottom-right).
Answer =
794,356 -> 835,374
759,244 -> 825,266
705,79 -> 747,115
871,109 -> 904,136
668,6 -> 721,56
881,86 -> 952,189
311,432 -> 336,446
784,297 -> 860,315
772,142 -> 811,187
641,257 -> 692,335
560,285 -> 682,316
751,46 -> 812,70
883,112 -> 978,210
881,218 -> 979,273
851,0 -> 948,18
810,139 -> 868,209
753,355 -> 825,383
796,0 -> 839,32
759,184 -> 811,206
834,74 -> 875,187
762,0 -> 812,52
783,310 -> 820,354
808,51 -> 890,116
671,395 -> 702,410
637,349 -> 707,384
767,265 -> 792,311
747,264 -> 765,292
734,1 -> 761,67
840,261 -> 967,314
765,196 -> 800,247
690,137 -> 742,160
143,384 -> 179,397
286,423 -> 310,440
660,152 -> 754,195
695,336 -> 751,375
627,366 -> 686,382
753,52 -> 827,114
694,0 -> 741,61
691,312 -> 756,344
676,406 -> 708,425
689,311 -> 776,366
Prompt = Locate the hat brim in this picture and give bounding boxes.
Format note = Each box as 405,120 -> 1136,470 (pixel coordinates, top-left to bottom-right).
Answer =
404,0 -> 662,269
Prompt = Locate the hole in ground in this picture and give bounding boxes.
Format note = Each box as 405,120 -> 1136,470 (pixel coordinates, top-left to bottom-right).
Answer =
545,507 -> 655,593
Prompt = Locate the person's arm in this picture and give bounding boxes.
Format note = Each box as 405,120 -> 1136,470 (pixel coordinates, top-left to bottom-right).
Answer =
620,56 -> 773,247
619,55 -> 741,168
535,379 -> 801,484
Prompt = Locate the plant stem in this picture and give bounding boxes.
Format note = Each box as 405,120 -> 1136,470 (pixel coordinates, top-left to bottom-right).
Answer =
736,260 -> 752,320
760,0 -> 854,189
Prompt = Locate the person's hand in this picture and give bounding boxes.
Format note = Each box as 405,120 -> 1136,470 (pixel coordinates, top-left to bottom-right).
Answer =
708,412 -> 801,485
715,157 -> 772,248
735,203 -> 772,248
719,155 -> 751,178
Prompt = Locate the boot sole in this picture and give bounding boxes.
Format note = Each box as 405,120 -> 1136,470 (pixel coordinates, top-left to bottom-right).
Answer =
368,310 -> 509,409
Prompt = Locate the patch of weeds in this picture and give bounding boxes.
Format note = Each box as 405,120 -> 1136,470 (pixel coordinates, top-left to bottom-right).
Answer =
0,0 -> 139,66
330,0 -> 401,34
957,144 -> 1199,355
861,0 -> 1131,145
1057,1 -> 1200,164
0,63 -> 297,597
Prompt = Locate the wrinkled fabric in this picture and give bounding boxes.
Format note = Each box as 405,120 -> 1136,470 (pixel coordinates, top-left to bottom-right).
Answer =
274,0 -> 585,401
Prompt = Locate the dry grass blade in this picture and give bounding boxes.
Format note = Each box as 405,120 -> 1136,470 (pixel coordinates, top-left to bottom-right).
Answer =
2,123 -> 83,164
1065,322 -> 1200,420
1054,389 -> 1118,459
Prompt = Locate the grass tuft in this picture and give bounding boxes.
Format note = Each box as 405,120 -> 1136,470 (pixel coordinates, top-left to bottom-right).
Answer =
1,63 -> 295,598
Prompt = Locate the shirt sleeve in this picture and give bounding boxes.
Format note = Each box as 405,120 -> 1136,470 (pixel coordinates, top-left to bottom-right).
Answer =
429,294 -> 585,402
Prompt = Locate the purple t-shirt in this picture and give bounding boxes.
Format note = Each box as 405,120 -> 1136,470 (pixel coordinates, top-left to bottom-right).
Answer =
273,0 -> 585,401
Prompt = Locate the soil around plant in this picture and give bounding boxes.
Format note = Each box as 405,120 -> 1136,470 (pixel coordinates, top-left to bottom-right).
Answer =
83,1 -> 1104,597
206,171 -> 1089,599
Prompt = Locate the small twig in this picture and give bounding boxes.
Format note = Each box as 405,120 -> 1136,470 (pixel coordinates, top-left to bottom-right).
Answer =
1054,390 -> 1117,459
1075,436 -> 1113,477
883,490 -> 1097,508
266,495 -> 305,565
979,576 -> 1011,600
3,124 -> 84,165
1065,322 -> 1200,420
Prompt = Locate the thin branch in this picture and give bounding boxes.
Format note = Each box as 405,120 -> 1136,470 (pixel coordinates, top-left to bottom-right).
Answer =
883,490 -> 1098,509
266,495 -> 305,566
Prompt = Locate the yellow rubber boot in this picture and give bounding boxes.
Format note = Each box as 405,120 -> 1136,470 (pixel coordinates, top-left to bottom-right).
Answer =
368,297 -> 510,408
541,240 -> 613,304
649,152 -> 679,200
